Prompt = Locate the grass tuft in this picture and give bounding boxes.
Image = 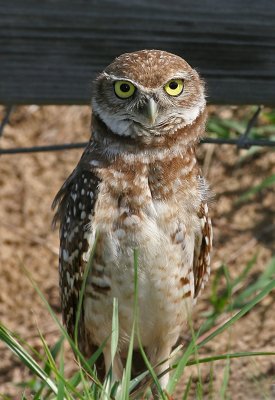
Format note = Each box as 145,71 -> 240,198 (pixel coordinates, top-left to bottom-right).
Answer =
1,251 -> 275,398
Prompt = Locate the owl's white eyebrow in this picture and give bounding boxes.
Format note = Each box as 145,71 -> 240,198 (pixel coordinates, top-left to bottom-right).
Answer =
103,73 -> 150,92
103,72 -> 190,91
103,73 -> 136,84
164,72 -> 190,82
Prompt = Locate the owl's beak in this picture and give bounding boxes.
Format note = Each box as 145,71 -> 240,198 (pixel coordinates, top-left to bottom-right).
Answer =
146,98 -> 158,125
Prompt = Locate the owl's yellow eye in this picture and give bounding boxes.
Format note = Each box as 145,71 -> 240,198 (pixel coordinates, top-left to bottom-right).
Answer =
114,81 -> 136,99
164,79 -> 184,96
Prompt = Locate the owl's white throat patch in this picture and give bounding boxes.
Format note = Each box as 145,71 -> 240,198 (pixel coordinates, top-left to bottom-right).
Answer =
93,101 -> 133,137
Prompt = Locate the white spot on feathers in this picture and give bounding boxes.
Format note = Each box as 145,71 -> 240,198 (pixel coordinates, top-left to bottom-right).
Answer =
62,249 -> 69,262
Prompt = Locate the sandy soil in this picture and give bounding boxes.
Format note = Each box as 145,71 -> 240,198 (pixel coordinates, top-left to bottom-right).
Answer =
0,105 -> 274,399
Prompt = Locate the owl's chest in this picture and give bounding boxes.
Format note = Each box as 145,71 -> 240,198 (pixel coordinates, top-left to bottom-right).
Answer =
92,162 -> 200,267
93,159 -> 199,234
84,168 -> 199,346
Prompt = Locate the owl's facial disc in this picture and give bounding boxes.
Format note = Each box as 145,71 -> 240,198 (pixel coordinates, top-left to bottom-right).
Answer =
92,49 -> 206,138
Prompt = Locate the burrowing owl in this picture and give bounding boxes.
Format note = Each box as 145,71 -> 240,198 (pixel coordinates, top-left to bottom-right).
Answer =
53,49 -> 212,388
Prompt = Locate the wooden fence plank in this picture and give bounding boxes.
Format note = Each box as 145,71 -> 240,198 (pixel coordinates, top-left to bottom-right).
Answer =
0,0 -> 275,104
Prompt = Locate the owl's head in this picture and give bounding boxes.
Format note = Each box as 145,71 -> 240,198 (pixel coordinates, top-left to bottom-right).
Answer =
92,50 -> 205,138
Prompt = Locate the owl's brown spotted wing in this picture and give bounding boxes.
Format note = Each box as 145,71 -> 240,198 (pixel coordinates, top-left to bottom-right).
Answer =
193,202 -> 213,298
52,164 -> 100,353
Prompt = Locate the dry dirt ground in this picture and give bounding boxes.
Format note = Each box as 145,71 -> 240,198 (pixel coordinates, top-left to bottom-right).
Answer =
0,105 -> 274,399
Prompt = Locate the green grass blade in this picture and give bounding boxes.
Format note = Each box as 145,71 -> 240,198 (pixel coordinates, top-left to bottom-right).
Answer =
21,265 -> 103,388
38,328 -> 58,372
232,257 -> 275,307
220,357 -> 230,400
133,249 -> 166,400
68,340 -> 108,389
70,232 -> 107,397
258,256 -> 275,281
0,324 -> 58,394
219,118 -> 246,134
111,297 -> 119,368
209,264 -> 231,315
128,370 -> 149,394
57,341 -> 65,400
196,381 -> 203,400
120,326 -> 135,400
37,329 -> 84,399
79,368 -> 93,399
198,279 -> 275,349
74,232 -> 98,345
137,336 -> 166,399
101,373 -> 111,400
120,249 -> 140,400
231,254 -> 257,289
182,375 -> 192,400
208,363 -> 214,400
192,324 -> 203,399
101,298 -> 120,399
167,334 -> 198,394
207,120 -> 230,138
185,351 -> 275,366
31,335 -> 64,399
237,174 -> 275,203
169,280 -> 275,395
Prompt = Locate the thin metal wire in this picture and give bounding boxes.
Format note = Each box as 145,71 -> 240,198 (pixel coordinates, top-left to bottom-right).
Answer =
201,137 -> 275,147
0,142 -> 88,154
1,137 -> 275,155
0,106 -> 275,155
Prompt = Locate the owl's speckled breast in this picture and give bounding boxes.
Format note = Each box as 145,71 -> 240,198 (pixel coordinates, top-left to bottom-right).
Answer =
84,159 -> 200,349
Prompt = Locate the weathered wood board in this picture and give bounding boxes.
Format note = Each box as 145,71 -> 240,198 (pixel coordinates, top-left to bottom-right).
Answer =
1,0 -> 275,105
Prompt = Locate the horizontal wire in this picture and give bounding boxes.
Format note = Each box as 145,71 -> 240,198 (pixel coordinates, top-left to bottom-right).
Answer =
0,142 -> 88,154
0,137 -> 275,155
201,137 -> 275,147
0,104 -> 274,154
